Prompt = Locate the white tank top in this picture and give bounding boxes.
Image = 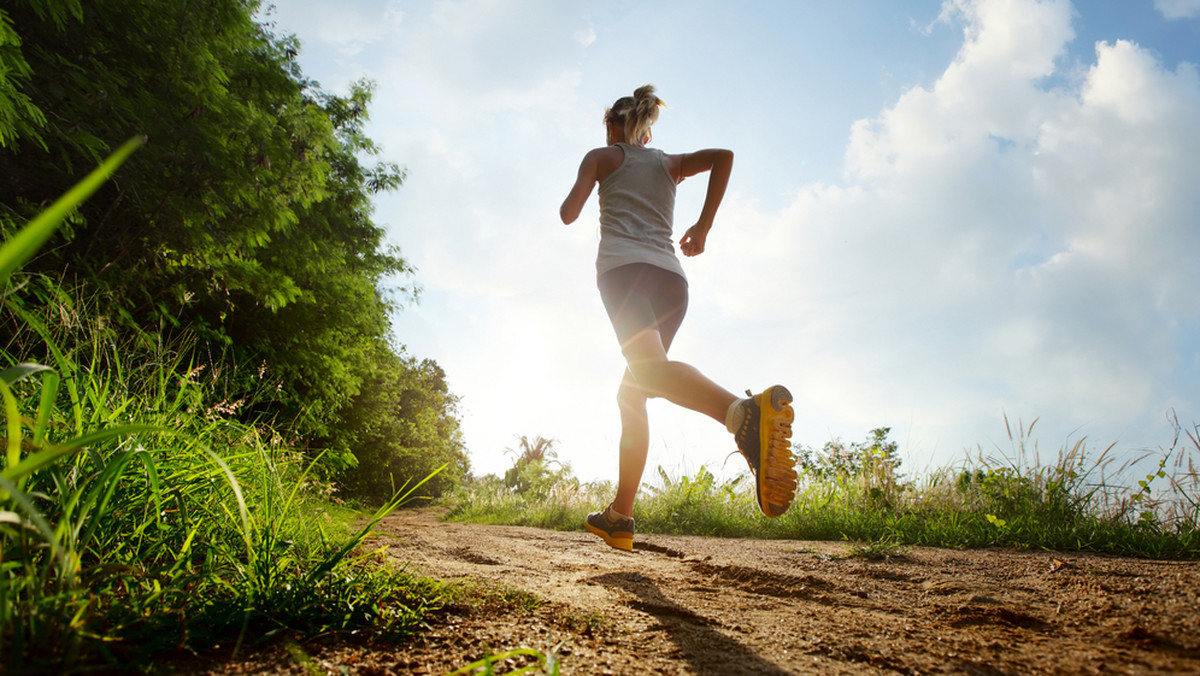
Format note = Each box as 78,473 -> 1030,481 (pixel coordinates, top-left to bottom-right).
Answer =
595,143 -> 686,281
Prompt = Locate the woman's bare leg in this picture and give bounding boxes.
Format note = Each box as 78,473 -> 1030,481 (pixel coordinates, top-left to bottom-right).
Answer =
621,329 -> 738,423
608,329 -> 739,516
612,369 -> 648,517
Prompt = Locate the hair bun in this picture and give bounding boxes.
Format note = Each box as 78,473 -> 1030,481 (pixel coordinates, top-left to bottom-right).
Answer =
605,85 -> 664,147
633,84 -> 662,112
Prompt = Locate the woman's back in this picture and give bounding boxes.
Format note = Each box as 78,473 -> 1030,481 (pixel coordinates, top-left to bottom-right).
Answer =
596,143 -> 683,278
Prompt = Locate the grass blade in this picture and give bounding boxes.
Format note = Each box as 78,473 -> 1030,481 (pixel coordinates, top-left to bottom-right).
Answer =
308,462 -> 447,582
1,378 -> 23,471
1,424 -> 160,482
0,136 -> 143,289
0,363 -> 54,386
32,371 -> 59,445
0,475 -> 70,575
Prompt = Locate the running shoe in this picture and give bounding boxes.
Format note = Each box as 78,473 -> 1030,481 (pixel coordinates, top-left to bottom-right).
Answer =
734,385 -> 798,518
585,506 -> 635,551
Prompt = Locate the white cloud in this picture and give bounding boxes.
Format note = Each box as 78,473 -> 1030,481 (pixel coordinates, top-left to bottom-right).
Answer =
848,0 -> 1074,181
1155,0 -> 1200,20
574,26 -> 597,47
728,0 -> 1200,464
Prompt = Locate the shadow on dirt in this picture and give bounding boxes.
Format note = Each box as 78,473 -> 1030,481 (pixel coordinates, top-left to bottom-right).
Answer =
591,571 -> 792,676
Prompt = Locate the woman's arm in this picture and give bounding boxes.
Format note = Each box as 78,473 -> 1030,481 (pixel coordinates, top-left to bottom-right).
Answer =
560,149 -> 602,224
674,149 -> 734,256
561,146 -> 626,224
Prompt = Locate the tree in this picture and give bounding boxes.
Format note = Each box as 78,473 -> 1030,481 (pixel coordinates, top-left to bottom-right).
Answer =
794,427 -> 902,480
1,0 -> 343,345
502,435 -> 569,497
0,0 -> 469,489
334,352 -> 469,504
504,435 -> 559,467
215,80 -> 417,442
0,1 -> 60,150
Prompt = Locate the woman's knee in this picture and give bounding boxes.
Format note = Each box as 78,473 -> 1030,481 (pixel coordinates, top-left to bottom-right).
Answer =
628,359 -> 675,397
617,379 -> 647,411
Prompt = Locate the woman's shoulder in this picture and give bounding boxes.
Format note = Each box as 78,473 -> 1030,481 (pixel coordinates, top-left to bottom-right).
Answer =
588,145 -> 626,182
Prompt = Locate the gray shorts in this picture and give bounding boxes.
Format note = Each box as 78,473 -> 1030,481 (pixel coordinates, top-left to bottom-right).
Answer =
597,263 -> 689,354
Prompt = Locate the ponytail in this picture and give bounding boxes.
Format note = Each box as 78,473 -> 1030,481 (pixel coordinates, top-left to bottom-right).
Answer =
604,84 -> 666,146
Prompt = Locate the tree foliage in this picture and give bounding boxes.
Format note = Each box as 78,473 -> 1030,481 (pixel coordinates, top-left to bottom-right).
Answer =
795,427 -> 902,480
505,435 -> 559,467
0,0 -> 467,496
335,353 -> 469,503
501,436 -> 572,498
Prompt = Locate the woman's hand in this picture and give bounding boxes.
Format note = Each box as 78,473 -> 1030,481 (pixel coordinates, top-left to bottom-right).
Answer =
672,148 -> 732,256
680,223 -> 710,257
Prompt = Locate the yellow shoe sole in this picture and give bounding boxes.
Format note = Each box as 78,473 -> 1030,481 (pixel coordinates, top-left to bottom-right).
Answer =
756,385 -> 797,518
586,521 -> 634,551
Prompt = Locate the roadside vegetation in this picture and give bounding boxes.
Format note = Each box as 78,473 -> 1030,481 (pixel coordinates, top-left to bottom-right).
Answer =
1,0 -> 466,671
449,424 -> 1200,560
0,135 -> 452,673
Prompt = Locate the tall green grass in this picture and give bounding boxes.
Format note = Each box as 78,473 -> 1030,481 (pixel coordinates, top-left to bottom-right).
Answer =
1,141 -> 447,671
448,423 -> 1200,559
447,471 -> 614,531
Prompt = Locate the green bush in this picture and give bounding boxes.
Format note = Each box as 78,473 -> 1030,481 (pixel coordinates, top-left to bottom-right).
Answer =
0,140 -> 448,671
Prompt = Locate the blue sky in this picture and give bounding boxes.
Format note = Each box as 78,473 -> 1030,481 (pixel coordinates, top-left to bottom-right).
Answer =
264,0 -> 1200,484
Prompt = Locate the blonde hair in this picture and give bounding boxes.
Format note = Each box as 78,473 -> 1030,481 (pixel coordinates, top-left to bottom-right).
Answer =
604,85 -> 665,147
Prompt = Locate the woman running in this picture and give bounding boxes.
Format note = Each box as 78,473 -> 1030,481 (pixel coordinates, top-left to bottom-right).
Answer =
559,85 -> 798,551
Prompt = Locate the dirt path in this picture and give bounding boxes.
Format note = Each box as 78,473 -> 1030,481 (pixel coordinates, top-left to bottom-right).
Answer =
213,509 -> 1199,674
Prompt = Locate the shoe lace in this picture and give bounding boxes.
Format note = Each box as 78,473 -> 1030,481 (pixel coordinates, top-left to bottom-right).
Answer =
735,401 -> 761,472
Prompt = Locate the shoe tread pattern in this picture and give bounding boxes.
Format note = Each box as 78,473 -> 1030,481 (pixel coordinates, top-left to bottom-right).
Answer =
750,386 -> 798,518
